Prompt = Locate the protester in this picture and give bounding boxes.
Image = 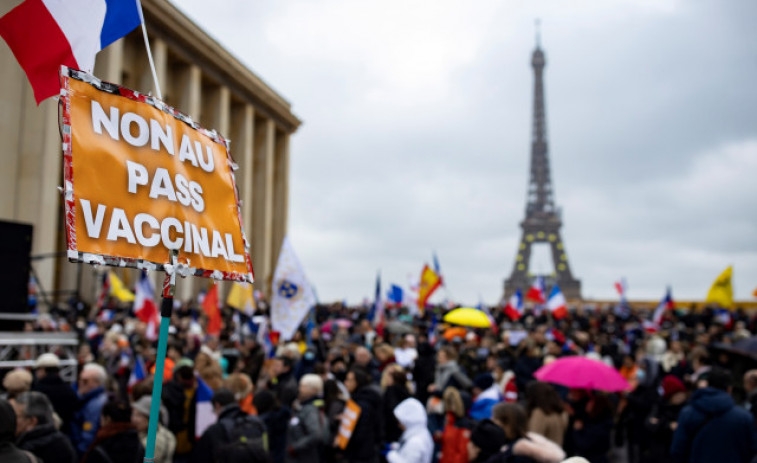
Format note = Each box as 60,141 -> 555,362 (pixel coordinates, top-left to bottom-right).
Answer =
525,382 -> 569,447
567,393 -> 613,463
268,356 -> 299,409
470,373 -> 503,421
191,388 -> 267,463
72,362 -> 109,456
254,389 -> 290,463
384,397 -> 433,463
467,418 -> 507,463
0,398 -> 38,463
431,346 -> 472,394
131,395 -> 176,463
32,353 -> 78,434
12,391 -> 77,463
439,387 -> 475,463
642,375 -> 687,463
670,367 -> 757,463
2,369 -> 32,400
286,374 -> 328,463
381,364 -> 412,444
81,399 -> 145,463
162,360 -> 197,462
491,402 -> 565,463
344,367 -> 382,463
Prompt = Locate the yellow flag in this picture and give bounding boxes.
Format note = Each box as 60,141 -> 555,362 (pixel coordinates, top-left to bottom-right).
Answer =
226,282 -> 255,315
417,265 -> 442,313
108,271 -> 135,303
706,266 -> 733,309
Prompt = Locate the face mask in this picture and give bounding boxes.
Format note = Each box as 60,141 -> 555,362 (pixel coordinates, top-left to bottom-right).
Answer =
637,369 -> 646,381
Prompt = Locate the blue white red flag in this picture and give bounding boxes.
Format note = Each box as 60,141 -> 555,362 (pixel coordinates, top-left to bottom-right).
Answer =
526,276 -> 546,304
128,355 -> 145,391
504,289 -> 523,321
547,285 -> 568,320
195,375 -> 216,438
133,271 -> 159,341
0,0 -> 141,103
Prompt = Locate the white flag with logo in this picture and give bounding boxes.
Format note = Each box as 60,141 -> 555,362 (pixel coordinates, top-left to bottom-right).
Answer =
271,237 -> 316,341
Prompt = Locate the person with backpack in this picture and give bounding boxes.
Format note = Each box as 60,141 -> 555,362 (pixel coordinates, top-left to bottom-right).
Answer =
191,388 -> 267,463
286,374 -> 329,463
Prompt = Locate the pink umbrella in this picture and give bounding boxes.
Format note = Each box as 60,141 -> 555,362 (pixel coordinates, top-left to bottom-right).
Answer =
534,356 -> 629,392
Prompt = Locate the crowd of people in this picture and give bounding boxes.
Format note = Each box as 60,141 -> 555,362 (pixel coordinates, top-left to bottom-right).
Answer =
1,297 -> 757,463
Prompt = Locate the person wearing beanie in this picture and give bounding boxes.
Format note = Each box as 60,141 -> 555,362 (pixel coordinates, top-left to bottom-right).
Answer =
467,419 -> 507,463
131,396 -> 175,463
470,373 -> 503,421
2,368 -> 32,399
385,398 -> 433,463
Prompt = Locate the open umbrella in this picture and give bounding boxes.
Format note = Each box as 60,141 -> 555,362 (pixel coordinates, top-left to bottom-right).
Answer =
443,326 -> 467,341
443,307 -> 491,328
712,336 -> 757,361
385,320 -> 413,335
534,356 -> 629,392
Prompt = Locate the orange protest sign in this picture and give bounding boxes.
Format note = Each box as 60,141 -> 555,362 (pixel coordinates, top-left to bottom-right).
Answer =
60,67 -> 252,282
335,399 -> 361,450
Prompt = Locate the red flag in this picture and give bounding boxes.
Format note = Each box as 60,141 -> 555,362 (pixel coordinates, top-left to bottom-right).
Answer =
202,283 -> 222,336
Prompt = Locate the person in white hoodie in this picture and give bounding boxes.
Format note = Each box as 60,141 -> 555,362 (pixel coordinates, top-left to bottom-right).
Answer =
385,398 -> 433,463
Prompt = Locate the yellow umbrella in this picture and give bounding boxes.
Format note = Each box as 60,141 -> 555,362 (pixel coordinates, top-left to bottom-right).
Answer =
443,307 -> 491,328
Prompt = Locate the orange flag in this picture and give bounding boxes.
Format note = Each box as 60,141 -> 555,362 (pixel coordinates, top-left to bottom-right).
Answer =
417,264 -> 442,313
202,283 -> 222,336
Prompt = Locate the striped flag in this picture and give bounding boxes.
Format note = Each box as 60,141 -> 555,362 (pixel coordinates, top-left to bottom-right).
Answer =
546,285 -> 568,320
195,375 -> 216,438
128,355 -> 145,391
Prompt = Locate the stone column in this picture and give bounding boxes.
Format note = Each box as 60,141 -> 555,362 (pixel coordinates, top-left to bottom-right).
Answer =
94,40 -> 124,84
174,64 -> 202,303
229,104 -> 255,280
252,118 -> 275,296
270,131 -> 290,276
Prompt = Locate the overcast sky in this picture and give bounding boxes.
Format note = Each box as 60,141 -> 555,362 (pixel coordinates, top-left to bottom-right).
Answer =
174,0 -> 757,305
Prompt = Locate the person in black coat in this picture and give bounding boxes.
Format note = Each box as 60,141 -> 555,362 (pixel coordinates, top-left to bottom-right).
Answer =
191,389 -> 267,463
162,362 -> 197,461
31,354 -> 78,436
0,398 -> 39,463
254,390 -> 291,463
344,367 -> 383,463
81,399 -> 145,463
381,367 -> 411,445
569,393 -> 613,463
642,375 -> 687,463
413,342 -> 436,407
268,356 -> 299,409
13,391 -> 77,463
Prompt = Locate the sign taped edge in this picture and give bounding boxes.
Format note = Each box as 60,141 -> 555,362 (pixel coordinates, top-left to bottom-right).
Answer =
59,66 -> 255,283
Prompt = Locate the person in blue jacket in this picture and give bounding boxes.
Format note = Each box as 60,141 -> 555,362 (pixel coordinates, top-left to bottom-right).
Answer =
671,367 -> 757,463
71,363 -> 108,457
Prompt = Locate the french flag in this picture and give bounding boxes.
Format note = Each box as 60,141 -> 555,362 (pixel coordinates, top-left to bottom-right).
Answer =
128,354 -> 145,391
134,271 -> 159,341
646,287 -> 674,332
195,375 -> 216,438
0,0 -> 141,104
504,289 -> 523,321
547,285 -> 568,320
526,276 -> 546,304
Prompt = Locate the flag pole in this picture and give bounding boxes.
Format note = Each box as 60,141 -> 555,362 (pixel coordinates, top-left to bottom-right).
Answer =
136,0 -> 163,100
143,250 -> 177,463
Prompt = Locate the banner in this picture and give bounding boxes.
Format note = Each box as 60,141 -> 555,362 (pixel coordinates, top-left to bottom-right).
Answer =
335,399 -> 361,450
60,67 -> 253,282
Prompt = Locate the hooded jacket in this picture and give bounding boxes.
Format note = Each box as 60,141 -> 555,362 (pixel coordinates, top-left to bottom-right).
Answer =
387,398 -> 433,463
670,387 -> 757,463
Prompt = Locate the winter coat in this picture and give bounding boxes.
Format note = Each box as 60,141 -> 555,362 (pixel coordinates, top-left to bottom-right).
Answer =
439,412 -> 475,463
386,398 -> 433,463
269,371 -> 298,409
260,407 -> 291,463
162,379 -> 196,457
0,399 -> 37,463
642,399 -> 684,463
670,387 -> 757,463
191,404 -> 266,463
470,385 -> 503,421
137,424 -> 176,463
286,397 -> 329,463
71,386 -> 107,456
383,384 -> 411,443
570,415 -> 612,463
413,343 -> 436,406
32,374 -> 78,435
434,361 -> 472,392
17,423 -> 77,463
81,423 -> 145,463
497,433 -> 565,463
527,408 -> 568,447
345,385 -> 382,463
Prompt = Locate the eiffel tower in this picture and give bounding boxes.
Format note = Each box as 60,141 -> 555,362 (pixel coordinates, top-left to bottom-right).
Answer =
504,32 -> 581,300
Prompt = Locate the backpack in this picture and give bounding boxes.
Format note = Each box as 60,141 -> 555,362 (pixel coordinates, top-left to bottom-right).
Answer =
217,412 -> 268,461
